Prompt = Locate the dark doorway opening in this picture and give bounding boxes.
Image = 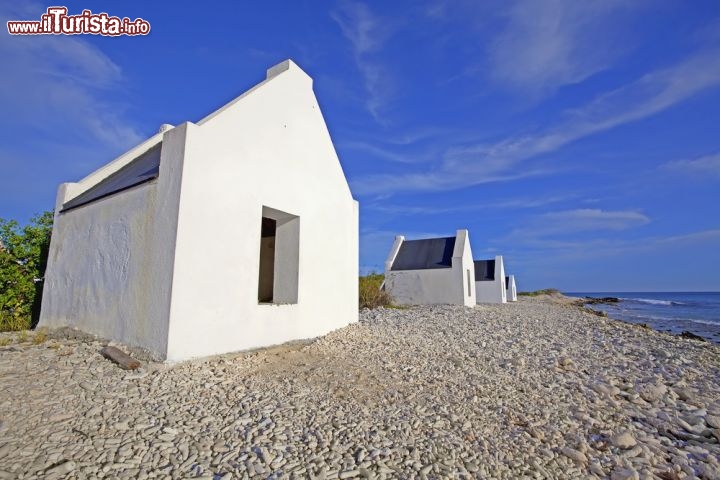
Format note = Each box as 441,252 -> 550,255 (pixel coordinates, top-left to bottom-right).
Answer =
258,217 -> 276,302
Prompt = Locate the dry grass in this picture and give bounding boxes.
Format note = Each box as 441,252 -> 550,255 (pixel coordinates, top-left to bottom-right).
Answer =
0,328 -> 49,346
32,328 -> 48,344
359,274 -> 394,309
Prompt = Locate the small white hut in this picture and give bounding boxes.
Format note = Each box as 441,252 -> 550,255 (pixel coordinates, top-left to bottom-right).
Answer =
474,256 -> 507,304
383,230 -> 476,306
506,274 -> 518,302
39,60 -> 359,361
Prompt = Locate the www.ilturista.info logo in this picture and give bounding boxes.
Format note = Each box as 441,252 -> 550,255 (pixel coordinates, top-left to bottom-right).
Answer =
7,7 -> 150,36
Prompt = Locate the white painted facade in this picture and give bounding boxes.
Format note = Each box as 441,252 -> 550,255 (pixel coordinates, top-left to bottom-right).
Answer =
475,255 -> 507,304
383,230 -> 476,307
39,60 -> 359,362
506,274 -> 518,302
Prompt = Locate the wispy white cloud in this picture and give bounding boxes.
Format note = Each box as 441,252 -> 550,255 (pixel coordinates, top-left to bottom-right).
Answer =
662,152 -> 720,177
352,48 -> 720,195
0,4 -> 141,149
489,0 -> 637,96
423,2 -> 449,19
339,140 -> 435,164
530,208 -> 649,234
336,126 -> 462,165
377,126 -> 455,146
508,209 -> 650,241
369,194 -> 571,215
500,226 -> 720,290
428,0 -> 645,96
331,1 -> 393,122
560,49 -> 720,133
489,195 -> 573,210
352,164 -> 551,195
654,228 -> 720,246
331,2 -> 388,54
508,227 -> 720,265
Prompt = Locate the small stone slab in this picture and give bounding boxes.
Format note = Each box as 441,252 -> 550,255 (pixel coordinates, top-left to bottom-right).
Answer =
100,346 -> 141,370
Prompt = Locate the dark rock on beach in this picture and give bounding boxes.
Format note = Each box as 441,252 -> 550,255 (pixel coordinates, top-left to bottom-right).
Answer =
583,297 -> 620,305
680,330 -> 707,342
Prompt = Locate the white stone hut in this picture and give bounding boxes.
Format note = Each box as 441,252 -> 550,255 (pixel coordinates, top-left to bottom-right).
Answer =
474,256 -> 507,304
506,274 -> 518,302
39,60 -> 359,362
383,230 -> 475,306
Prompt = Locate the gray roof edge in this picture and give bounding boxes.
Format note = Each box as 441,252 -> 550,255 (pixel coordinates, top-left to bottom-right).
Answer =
61,143 -> 162,212
75,133 -> 164,188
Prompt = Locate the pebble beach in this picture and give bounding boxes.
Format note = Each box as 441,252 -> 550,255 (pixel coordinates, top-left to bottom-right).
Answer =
1,294 -> 719,479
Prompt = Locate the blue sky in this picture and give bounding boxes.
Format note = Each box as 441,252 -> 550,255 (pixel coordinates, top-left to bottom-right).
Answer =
1,1 -> 719,291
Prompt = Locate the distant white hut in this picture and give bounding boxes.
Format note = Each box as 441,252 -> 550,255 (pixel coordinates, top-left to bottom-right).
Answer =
506,275 -> 517,302
383,229 -> 476,306
39,60 -> 359,362
474,256 -> 507,304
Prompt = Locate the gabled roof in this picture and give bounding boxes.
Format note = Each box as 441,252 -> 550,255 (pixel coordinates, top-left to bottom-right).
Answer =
474,259 -> 496,281
61,144 -> 162,212
391,236 -> 456,271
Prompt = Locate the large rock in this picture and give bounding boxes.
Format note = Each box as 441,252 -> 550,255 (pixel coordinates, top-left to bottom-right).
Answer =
560,447 -> 587,464
584,297 -> 620,305
705,415 -> 720,429
610,432 -> 637,449
45,461 -> 76,476
637,383 -> 667,403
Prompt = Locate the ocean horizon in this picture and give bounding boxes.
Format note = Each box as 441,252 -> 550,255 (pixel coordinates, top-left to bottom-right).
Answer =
564,291 -> 720,344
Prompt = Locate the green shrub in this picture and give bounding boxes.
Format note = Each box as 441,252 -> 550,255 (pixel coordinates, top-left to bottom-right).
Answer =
0,211 -> 53,331
518,288 -> 561,297
359,273 -> 393,309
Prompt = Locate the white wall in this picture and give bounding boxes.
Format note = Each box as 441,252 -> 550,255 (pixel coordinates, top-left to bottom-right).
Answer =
475,255 -> 507,304
507,275 -> 517,302
39,60 -> 358,362
384,229 -> 475,307
455,229 -> 477,307
38,126 -> 188,356
165,61 -> 358,361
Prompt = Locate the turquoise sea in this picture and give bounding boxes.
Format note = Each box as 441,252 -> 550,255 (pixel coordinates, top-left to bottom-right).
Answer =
564,292 -> 720,344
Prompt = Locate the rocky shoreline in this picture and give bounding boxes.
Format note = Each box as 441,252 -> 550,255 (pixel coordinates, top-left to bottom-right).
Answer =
1,295 -> 719,479
567,294 -> 714,344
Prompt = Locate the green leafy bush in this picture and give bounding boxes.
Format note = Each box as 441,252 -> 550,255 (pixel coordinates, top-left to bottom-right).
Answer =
359,273 -> 393,309
0,211 -> 53,331
518,288 -> 561,297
